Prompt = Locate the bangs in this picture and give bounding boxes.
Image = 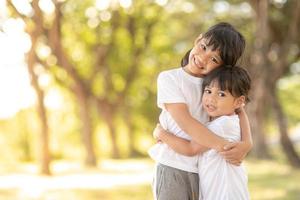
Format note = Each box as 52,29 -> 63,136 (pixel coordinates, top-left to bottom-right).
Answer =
202,66 -> 251,101
202,32 -> 222,52
203,67 -> 237,98
207,74 -> 233,94
202,31 -> 229,64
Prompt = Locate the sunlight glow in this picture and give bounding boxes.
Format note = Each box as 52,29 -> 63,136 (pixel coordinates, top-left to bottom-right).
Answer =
0,67 -> 35,119
0,160 -> 154,198
36,43 -> 51,59
119,0 -> 132,9
96,0 -> 110,10
0,0 -> 6,18
38,0 -> 55,15
0,18 -> 35,119
213,1 -> 230,13
155,0 -> 168,6
85,7 -> 98,19
45,89 -> 63,110
182,2 -> 194,13
11,0 -> 33,16
100,11 -> 112,21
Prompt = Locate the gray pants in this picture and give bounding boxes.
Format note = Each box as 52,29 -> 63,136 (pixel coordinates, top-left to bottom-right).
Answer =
153,164 -> 199,200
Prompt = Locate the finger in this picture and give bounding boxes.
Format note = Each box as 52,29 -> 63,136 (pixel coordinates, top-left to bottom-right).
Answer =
227,159 -> 242,166
220,148 -> 237,156
220,152 -> 238,160
223,142 -> 238,150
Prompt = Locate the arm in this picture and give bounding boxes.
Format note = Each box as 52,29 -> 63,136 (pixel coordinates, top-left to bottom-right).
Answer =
165,103 -> 230,151
239,107 -> 253,147
153,124 -> 209,156
220,107 -> 253,164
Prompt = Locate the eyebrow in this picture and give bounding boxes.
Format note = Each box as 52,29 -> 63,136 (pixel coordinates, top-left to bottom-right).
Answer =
212,54 -> 222,62
201,41 -> 222,62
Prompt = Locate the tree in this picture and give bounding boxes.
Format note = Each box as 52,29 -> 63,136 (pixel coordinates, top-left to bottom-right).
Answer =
249,0 -> 300,166
7,0 -> 51,174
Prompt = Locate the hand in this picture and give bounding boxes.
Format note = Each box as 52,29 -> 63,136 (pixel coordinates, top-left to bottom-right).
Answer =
235,103 -> 245,114
219,141 -> 251,165
153,124 -> 165,142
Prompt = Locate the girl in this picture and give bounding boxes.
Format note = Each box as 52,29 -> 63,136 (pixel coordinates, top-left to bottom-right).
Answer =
148,22 -> 252,200
154,66 -> 251,199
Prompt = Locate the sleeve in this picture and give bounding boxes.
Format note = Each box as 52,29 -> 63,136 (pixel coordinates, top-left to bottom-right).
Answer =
157,71 -> 186,109
207,122 -> 224,138
216,116 -> 240,141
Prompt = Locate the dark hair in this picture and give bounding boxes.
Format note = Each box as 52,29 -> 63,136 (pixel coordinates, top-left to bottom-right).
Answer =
202,65 -> 251,102
181,22 -> 245,67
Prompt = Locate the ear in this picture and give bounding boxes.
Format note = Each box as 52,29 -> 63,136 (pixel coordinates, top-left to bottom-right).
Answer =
194,34 -> 203,45
234,96 -> 246,109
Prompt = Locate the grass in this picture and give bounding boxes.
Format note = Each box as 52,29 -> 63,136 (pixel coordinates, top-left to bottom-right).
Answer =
0,157 -> 300,200
247,158 -> 300,199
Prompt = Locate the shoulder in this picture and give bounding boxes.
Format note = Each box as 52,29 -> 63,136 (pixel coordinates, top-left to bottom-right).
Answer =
158,67 -> 182,82
216,115 -> 239,131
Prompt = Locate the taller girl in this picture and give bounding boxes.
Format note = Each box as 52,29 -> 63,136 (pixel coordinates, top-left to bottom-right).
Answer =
149,22 -> 252,200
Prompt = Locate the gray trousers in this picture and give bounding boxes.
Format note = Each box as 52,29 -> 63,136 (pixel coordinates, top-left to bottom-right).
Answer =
153,164 -> 199,200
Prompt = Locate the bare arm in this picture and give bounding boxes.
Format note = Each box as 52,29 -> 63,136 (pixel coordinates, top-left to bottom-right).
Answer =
239,107 -> 253,146
153,124 -> 209,156
165,103 -> 230,151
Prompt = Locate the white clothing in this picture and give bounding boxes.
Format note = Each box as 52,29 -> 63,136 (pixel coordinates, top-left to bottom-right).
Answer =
148,67 -> 209,173
198,115 -> 250,200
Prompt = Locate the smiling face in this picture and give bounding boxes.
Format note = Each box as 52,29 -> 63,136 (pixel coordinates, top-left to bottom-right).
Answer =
202,81 -> 244,120
184,36 -> 224,77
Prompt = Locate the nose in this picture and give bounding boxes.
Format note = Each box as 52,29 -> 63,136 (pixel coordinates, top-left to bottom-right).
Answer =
207,94 -> 216,104
199,51 -> 209,65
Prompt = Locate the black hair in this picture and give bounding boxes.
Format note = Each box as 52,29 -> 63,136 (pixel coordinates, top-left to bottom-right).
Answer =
180,22 -> 245,67
202,65 -> 251,102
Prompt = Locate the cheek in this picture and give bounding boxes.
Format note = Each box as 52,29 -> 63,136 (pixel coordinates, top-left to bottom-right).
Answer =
190,47 -> 199,56
212,63 -> 221,69
201,94 -> 207,102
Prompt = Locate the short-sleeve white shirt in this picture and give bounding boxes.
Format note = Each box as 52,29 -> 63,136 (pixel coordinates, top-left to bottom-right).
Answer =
148,67 -> 209,173
199,115 -> 250,200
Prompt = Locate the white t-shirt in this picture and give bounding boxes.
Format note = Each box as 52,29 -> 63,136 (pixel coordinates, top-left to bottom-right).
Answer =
199,115 -> 250,200
148,67 -> 209,173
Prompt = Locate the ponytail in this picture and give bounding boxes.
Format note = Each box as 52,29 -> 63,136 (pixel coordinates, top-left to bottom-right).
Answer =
180,49 -> 191,67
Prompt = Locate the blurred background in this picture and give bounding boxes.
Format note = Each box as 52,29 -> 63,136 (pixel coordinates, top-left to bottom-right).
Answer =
0,0 -> 299,199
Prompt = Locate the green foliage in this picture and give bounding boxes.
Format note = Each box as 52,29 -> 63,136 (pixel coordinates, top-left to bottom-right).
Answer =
278,75 -> 300,126
3,0 -> 300,163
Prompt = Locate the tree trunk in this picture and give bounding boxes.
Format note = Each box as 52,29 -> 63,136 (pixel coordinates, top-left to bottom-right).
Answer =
28,46 -> 51,175
123,108 -> 143,157
270,88 -> 300,167
77,91 -> 97,166
247,78 -> 271,158
248,0 -> 272,158
100,103 -> 120,158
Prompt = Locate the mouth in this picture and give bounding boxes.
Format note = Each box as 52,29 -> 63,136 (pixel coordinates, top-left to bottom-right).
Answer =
205,104 -> 216,112
193,56 -> 204,69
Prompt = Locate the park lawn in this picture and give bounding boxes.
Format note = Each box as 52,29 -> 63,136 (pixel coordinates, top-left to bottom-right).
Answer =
0,158 -> 300,200
247,158 -> 300,200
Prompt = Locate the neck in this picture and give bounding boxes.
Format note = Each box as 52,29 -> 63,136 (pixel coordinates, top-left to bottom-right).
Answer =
209,113 -> 236,121
183,65 -> 204,78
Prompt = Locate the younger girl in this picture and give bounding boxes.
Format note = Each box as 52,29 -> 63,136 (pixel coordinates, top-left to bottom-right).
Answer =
148,22 -> 252,200
154,66 -> 251,199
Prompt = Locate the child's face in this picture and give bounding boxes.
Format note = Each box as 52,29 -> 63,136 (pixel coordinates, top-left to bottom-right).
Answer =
187,36 -> 223,77
202,81 -> 243,119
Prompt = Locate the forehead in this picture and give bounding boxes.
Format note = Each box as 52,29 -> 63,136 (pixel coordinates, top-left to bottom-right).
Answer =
198,37 -> 222,54
206,79 -> 220,88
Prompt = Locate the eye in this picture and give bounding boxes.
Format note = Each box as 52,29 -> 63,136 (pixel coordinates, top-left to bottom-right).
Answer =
211,57 -> 219,64
200,43 -> 206,50
204,89 -> 211,94
218,91 -> 226,97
